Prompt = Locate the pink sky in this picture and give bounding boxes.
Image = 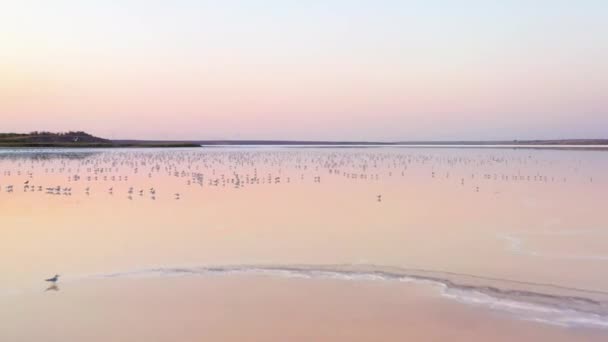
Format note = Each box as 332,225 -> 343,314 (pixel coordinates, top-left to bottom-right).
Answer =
1,1 -> 606,140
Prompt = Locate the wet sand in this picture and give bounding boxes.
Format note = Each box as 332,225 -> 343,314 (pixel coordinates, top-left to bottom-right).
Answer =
1,275 -> 606,342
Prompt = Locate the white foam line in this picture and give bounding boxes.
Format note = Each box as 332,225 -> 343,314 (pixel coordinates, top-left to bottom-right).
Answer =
442,288 -> 608,329
91,264 -> 608,329
7,264 -> 608,330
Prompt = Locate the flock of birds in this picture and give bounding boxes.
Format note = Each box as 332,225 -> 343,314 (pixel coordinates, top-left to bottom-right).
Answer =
0,149 -> 599,205
0,148 -> 599,290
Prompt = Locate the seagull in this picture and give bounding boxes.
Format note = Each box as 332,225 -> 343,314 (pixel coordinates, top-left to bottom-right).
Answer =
45,274 -> 60,283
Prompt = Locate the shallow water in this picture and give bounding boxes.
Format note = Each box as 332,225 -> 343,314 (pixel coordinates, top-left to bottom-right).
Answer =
1,147 -> 607,330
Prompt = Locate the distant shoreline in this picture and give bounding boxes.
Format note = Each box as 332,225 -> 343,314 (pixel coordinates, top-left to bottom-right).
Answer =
0,142 -> 201,148
111,139 -> 608,150
120,139 -> 608,146
1,132 -> 607,149
2,143 -> 608,152
0,132 -> 200,148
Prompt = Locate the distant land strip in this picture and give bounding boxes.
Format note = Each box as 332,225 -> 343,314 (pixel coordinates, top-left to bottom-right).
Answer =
0,132 -> 199,148
1,132 -> 607,149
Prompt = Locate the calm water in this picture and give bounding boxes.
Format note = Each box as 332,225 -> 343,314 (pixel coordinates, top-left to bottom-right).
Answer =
1,147 -> 607,329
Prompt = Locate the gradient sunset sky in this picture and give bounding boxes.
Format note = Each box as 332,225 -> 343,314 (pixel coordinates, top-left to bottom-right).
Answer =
1,1 -> 606,141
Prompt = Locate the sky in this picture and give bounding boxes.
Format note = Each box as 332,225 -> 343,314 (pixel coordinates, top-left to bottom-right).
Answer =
1,0 -> 607,141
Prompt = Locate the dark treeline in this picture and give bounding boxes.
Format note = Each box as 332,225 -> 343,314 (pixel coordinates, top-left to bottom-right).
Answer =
1,131 -> 95,137
0,131 -> 199,148
0,131 -> 110,145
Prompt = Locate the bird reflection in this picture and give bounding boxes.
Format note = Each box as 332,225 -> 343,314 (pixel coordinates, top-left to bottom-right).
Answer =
45,284 -> 59,292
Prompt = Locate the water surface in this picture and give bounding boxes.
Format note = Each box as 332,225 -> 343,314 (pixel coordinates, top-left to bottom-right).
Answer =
1,147 -> 607,331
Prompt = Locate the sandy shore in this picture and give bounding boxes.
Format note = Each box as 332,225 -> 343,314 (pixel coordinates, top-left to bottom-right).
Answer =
1,275 -> 606,342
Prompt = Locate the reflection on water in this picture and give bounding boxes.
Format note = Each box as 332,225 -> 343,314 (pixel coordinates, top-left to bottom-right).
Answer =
0,148 -> 101,161
0,147 -> 607,328
44,284 -> 59,292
